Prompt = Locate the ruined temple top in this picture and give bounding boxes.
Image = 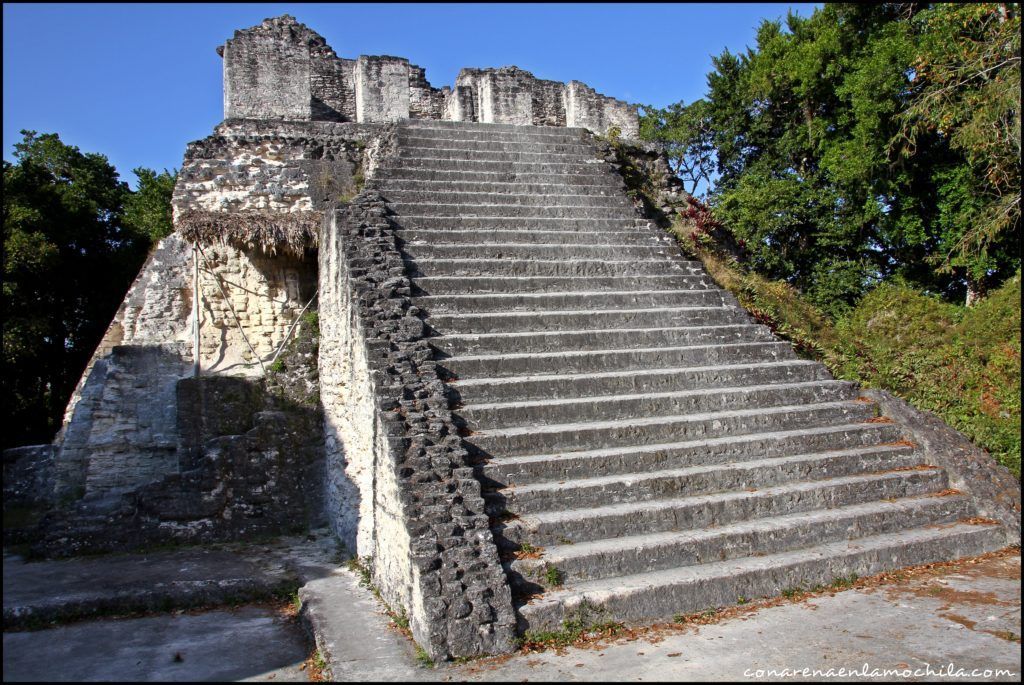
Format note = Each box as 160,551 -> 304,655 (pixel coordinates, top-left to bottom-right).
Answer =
218,15 -> 639,137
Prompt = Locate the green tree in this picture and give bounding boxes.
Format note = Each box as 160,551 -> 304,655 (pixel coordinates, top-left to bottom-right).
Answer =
2,131 -> 152,448
896,2 -> 1021,301
639,100 -> 716,196
124,167 -> 177,241
687,3 -> 1019,312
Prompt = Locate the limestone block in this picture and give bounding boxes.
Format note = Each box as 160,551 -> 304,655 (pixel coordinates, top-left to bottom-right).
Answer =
479,68 -> 533,125
355,56 -> 411,123
221,17 -> 313,121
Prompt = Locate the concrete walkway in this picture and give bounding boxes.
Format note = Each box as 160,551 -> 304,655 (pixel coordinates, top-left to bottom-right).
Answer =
4,537 -> 1019,682
446,552 -> 1021,682
3,605 -> 310,682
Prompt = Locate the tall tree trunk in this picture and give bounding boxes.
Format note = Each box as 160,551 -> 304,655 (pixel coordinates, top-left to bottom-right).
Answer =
965,277 -> 985,307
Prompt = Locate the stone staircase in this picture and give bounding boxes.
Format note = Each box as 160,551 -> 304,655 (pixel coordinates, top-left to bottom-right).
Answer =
368,120 -> 1006,634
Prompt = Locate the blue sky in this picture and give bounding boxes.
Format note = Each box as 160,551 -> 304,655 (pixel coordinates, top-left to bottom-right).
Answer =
3,3 -> 817,188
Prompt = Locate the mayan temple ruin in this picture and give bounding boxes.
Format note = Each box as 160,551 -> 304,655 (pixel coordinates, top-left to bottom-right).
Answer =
13,15 -> 1019,661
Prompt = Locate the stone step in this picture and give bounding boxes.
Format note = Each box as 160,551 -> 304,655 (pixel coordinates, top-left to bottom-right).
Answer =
417,290 -> 727,314
389,202 -> 638,219
428,306 -> 751,335
388,158 -> 611,175
395,216 -> 651,230
494,468 -> 948,549
396,145 -> 596,161
440,341 -> 789,378
449,358 -> 824,402
397,229 -> 666,246
412,275 -> 710,296
398,125 -> 590,143
397,138 -> 596,155
477,422 -> 905,486
487,446 -> 924,516
408,259 -> 700,278
402,243 -> 672,262
434,324 -> 773,358
515,521 -> 1004,632
401,120 -> 590,138
375,168 -> 621,186
373,179 -> 624,195
465,400 -> 878,458
385,190 -> 631,208
509,493 -> 974,589
459,380 -> 858,431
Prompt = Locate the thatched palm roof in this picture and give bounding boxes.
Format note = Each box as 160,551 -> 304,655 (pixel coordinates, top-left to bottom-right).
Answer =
176,210 -> 321,258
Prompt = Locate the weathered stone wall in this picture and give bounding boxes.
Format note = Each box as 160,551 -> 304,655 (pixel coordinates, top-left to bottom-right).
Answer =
171,119 -> 377,376
36,361 -> 325,557
444,85 -> 477,123
220,16 -> 314,121
172,119 -> 373,216
80,344 -> 190,499
532,77 -> 568,127
4,446 -> 55,511
54,234 -> 193,501
217,15 -> 638,137
566,80 -> 640,139
56,341 -> 188,505
355,56 -> 412,123
409,65 -> 448,120
52,119 -> 371,519
321,193 -> 516,660
311,49 -> 356,122
482,68 -> 535,125
194,244 -> 316,375
318,221 -> 379,555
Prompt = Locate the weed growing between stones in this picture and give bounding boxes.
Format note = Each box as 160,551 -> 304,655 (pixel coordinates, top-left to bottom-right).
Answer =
517,602 -> 625,652
414,644 -> 435,668
543,565 -> 564,588
346,555 -> 418,645
392,607 -> 410,630
346,556 -> 380,601
830,572 -> 859,590
300,648 -> 329,681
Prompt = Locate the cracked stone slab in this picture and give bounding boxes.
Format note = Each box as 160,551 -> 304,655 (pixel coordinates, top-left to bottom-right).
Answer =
2,536 -> 325,629
298,566 -> 441,682
2,605 -> 309,682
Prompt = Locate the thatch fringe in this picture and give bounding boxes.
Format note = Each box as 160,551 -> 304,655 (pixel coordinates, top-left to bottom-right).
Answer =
176,210 -> 322,258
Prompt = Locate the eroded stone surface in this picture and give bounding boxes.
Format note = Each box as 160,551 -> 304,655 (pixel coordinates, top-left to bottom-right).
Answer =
219,15 -> 638,137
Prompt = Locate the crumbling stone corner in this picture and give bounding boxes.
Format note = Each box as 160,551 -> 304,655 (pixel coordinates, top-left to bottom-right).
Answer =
319,191 -> 516,660
863,388 -> 1021,544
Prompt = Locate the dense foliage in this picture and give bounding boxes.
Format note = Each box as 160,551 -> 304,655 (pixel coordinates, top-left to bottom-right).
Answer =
643,2 -> 1020,315
834,273 -> 1021,476
2,131 -> 176,448
649,2 -> 1021,474
676,225 -> 1021,477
